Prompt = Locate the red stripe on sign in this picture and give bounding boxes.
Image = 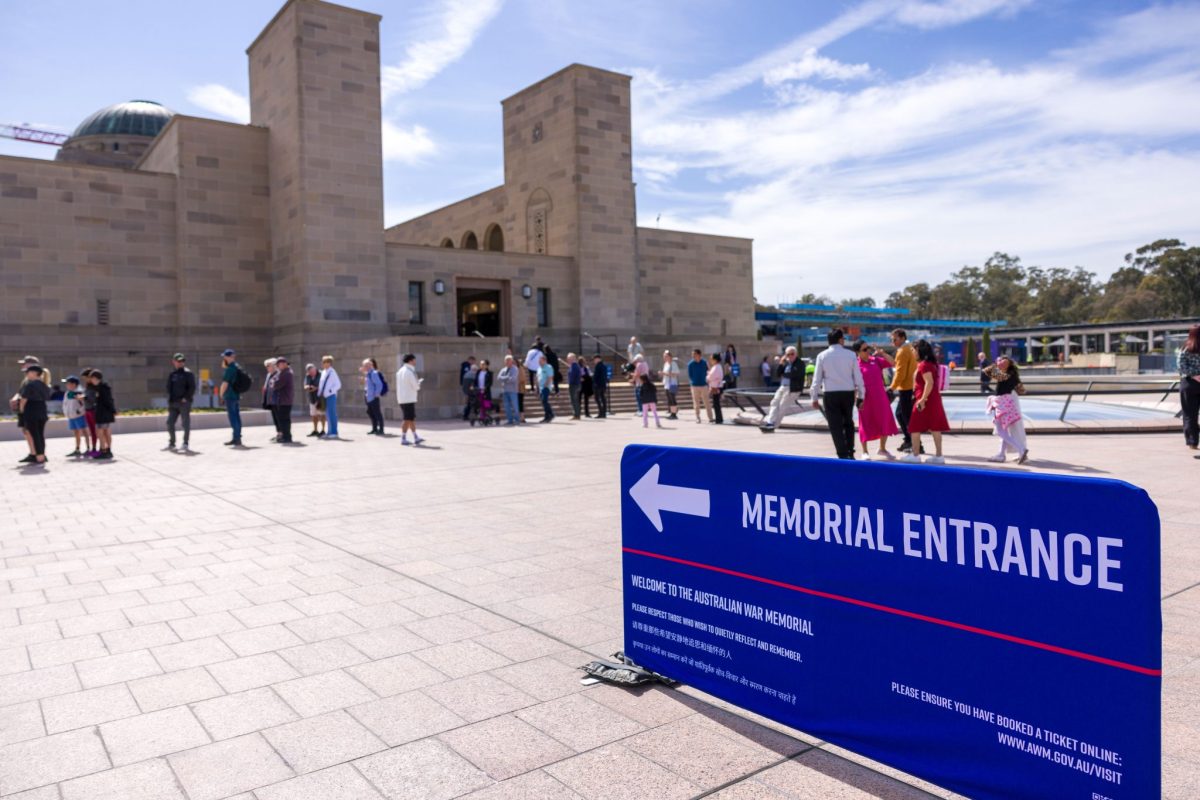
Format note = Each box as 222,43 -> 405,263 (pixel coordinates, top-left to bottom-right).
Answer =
622,546 -> 1161,677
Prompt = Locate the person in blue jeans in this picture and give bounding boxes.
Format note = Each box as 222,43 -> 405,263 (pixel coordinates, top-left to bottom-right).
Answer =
362,358 -> 385,435
537,355 -> 555,423
497,355 -> 520,425
318,355 -> 342,438
218,348 -> 243,446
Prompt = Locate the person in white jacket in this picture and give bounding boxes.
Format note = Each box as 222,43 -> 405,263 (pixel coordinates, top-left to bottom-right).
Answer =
395,353 -> 425,445
318,356 -> 342,439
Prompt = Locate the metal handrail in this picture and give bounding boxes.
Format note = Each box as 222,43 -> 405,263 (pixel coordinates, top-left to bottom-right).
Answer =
581,331 -> 628,363
1058,394 -> 1074,422
727,385 -> 1177,426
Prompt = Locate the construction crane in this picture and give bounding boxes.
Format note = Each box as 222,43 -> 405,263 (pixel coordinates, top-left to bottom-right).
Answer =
0,124 -> 68,146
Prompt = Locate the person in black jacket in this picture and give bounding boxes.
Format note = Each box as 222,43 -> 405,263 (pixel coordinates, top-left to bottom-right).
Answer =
760,346 -> 805,433
476,359 -> 494,423
17,364 -> 51,465
544,345 -> 561,394
166,353 -> 197,451
591,355 -> 609,418
274,357 -> 296,443
90,370 -> 117,460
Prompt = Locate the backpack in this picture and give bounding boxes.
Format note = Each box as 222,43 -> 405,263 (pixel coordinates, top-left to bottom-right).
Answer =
232,365 -> 253,394
379,373 -> 389,396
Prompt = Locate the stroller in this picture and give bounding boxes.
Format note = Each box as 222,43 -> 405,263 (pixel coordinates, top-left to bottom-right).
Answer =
467,387 -> 495,427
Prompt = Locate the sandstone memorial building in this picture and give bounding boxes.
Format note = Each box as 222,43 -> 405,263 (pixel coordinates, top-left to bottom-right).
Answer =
0,0 -> 755,414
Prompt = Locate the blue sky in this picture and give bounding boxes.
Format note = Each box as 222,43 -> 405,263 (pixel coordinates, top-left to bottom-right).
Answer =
3,0 -> 1198,304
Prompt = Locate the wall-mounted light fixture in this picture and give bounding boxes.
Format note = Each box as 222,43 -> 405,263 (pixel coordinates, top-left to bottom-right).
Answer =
433,279 -> 446,295
521,284 -> 533,300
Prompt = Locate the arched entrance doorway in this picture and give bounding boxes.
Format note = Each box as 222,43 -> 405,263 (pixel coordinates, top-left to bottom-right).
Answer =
456,278 -> 508,338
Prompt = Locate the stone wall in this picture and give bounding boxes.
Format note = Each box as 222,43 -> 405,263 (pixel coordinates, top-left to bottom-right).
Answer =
319,335 -> 511,420
636,228 -> 756,339
249,0 -> 389,349
0,157 -> 178,329
384,186 -> 510,251
139,116 -> 273,333
386,243 -> 577,349
500,65 -> 640,336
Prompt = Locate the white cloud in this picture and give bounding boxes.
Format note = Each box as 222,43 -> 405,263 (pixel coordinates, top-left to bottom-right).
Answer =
893,0 -> 1033,30
633,5 -> 1200,303
382,120 -> 438,164
763,50 -> 874,85
640,0 -> 1033,118
186,84 -> 250,123
381,0 -> 504,99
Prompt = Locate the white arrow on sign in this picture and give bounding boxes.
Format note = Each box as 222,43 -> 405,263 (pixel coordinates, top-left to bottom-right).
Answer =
629,463 -> 711,532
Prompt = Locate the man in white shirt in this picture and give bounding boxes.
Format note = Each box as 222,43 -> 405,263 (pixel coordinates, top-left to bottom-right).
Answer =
627,336 -> 645,367
810,329 -> 864,459
524,339 -> 544,393
394,353 -> 424,445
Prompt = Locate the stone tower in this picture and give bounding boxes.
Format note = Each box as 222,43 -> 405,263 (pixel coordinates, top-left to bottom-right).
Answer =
501,65 -> 639,336
248,0 -> 389,350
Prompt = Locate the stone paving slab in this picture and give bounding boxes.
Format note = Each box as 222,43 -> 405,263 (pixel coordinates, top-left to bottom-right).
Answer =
0,418 -> 1195,798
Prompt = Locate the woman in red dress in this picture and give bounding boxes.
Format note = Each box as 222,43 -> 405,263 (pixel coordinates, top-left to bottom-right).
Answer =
903,339 -> 950,464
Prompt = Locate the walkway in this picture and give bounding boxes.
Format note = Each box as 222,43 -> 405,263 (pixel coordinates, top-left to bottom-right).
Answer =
0,418 -> 1195,799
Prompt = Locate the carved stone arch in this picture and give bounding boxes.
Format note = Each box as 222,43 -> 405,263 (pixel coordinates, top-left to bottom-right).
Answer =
462,231 -> 479,250
440,237 -> 455,248
483,223 -> 504,252
526,188 -> 552,255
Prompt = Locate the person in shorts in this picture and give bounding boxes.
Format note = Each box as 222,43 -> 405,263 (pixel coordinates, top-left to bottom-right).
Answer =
62,375 -> 88,456
11,355 -> 50,460
18,364 -> 51,465
80,367 -> 99,456
395,353 -> 424,445
303,363 -> 325,437
89,369 -> 117,460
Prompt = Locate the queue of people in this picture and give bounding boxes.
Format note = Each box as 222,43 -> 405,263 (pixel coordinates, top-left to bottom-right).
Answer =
19,326 -> 1197,466
218,349 -> 425,446
457,339 -> 734,428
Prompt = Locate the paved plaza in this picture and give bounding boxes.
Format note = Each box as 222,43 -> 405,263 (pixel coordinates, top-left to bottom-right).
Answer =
0,418 -> 1195,799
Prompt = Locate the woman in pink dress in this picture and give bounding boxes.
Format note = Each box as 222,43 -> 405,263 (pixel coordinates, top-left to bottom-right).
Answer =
851,340 -> 899,459
904,339 -> 951,464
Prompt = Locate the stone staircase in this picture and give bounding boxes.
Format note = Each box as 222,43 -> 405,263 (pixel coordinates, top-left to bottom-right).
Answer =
530,382 -> 742,419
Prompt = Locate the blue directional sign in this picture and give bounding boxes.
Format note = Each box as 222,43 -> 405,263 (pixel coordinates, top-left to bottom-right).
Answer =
621,445 -> 1160,800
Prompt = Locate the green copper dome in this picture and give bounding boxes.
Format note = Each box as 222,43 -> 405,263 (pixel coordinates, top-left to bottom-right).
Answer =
71,100 -> 174,139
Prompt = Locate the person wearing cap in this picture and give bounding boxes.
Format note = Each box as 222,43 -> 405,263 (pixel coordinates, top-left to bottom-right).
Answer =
10,356 -> 51,460
395,353 -> 424,444
17,364 -> 51,465
166,354 -> 196,451
62,375 -> 87,457
218,349 -> 243,446
318,356 -> 341,438
273,357 -> 295,444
